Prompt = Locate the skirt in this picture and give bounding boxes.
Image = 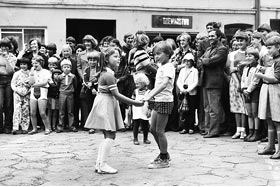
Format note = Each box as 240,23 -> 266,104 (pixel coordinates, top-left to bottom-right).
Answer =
258,83 -> 280,122
84,93 -> 124,131
152,102 -> 174,114
229,77 -> 247,114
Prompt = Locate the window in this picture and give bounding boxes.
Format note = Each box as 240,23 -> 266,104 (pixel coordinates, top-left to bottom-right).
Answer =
270,19 -> 280,33
0,27 -> 46,51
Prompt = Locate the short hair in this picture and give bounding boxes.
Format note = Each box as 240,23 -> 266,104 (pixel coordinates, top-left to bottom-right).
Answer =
180,33 -> 192,44
32,55 -> 45,67
0,37 -> 11,49
48,56 -> 59,64
206,22 -> 220,29
152,36 -> 164,44
110,39 -> 122,48
135,30 -> 146,35
165,38 -> 177,51
103,47 -> 121,66
66,36 -> 76,44
134,72 -> 150,86
209,28 -> 223,39
135,34 -> 150,48
123,33 -> 134,42
266,31 -> 280,40
83,35 -> 98,49
29,38 -> 41,49
100,36 -> 114,46
61,44 -> 72,54
153,41 -> 174,58
75,43 -> 86,52
265,36 -> 280,46
87,51 -> 100,60
7,36 -> 18,51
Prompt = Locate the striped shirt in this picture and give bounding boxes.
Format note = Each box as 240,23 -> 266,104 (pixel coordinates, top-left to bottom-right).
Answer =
133,49 -> 150,70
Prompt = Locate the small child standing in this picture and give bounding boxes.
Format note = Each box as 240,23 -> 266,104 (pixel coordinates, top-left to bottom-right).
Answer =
144,41 -> 175,169
241,48 -> 262,142
56,59 -> 77,133
47,57 -> 60,131
11,58 -> 31,134
81,51 -> 101,134
48,69 -> 61,131
132,73 -> 151,145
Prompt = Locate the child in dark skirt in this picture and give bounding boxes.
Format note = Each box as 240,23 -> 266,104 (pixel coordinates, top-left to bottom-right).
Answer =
144,41 -> 175,169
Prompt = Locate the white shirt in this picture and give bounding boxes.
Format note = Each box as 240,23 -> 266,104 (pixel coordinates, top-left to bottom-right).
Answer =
177,66 -> 198,95
154,62 -> 175,102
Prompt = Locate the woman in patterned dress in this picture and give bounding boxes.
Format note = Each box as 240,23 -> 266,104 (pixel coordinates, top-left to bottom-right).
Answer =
229,32 -> 248,139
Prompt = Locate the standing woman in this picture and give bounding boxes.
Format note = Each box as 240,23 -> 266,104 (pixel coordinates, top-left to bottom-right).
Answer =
176,53 -> 199,134
18,38 -> 48,69
84,47 -> 143,174
229,32 -> 248,139
28,55 -> 52,135
77,35 -> 99,87
0,37 -> 17,134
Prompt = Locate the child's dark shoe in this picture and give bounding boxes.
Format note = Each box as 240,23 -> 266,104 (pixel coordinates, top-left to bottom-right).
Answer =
144,139 -> 151,144
133,140 -> 140,145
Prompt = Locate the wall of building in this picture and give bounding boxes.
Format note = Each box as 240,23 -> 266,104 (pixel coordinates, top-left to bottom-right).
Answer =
0,0 -> 262,51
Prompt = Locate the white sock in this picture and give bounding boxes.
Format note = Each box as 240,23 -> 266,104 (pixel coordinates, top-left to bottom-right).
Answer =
96,140 -> 105,165
236,127 -> 241,133
240,127 -> 245,133
100,138 -> 114,165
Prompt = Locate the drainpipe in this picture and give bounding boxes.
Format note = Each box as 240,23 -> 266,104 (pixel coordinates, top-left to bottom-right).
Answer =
255,0 -> 260,29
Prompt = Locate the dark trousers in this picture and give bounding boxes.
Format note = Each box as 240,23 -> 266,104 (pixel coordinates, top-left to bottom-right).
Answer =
133,119 -> 150,140
203,88 -> 224,135
181,95 -> 198,131
58,93 -> 74,130
73,83 -> 81,128
0,81 -> 13,131
80,93 -> 95,128
197,86 -> 205,132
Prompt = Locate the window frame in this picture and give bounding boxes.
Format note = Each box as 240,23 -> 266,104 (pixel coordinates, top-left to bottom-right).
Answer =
0,27 -> 47,51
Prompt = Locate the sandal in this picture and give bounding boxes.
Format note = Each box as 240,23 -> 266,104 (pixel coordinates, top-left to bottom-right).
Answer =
44,129 -> 51,135
270,151 -> 280,159
28,130 -> 38,135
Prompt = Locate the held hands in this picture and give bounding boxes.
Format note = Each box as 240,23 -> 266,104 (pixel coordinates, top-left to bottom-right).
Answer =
134,99 -> 144,107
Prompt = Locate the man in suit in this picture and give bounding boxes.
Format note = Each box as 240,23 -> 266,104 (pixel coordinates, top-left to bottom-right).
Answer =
199,28 -> 228,138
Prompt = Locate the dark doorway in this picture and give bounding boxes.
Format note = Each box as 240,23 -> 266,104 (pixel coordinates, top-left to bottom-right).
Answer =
66,19 -> 116,44
224,23 -> 253,42
270,19 -> 280,33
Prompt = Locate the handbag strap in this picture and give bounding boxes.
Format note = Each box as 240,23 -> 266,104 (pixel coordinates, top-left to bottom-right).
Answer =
183,69 -> 192,84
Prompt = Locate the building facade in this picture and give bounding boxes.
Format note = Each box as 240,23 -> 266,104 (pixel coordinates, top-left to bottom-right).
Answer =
0,0 -> 279,51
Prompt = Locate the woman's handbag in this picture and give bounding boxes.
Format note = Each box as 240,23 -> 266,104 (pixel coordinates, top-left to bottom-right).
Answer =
178,94 -> 189,113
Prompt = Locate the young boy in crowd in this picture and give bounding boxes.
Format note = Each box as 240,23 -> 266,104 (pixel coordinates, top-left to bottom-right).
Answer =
56,59 -> 77,133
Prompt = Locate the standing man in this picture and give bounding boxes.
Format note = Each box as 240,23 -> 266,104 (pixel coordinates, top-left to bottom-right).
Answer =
199,28 -> 228,138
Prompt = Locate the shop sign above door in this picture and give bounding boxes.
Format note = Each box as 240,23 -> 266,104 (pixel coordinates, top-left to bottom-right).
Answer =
152,15 -> 192,28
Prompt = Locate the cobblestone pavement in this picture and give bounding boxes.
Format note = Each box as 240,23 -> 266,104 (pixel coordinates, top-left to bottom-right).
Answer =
0,130 -> 280,186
